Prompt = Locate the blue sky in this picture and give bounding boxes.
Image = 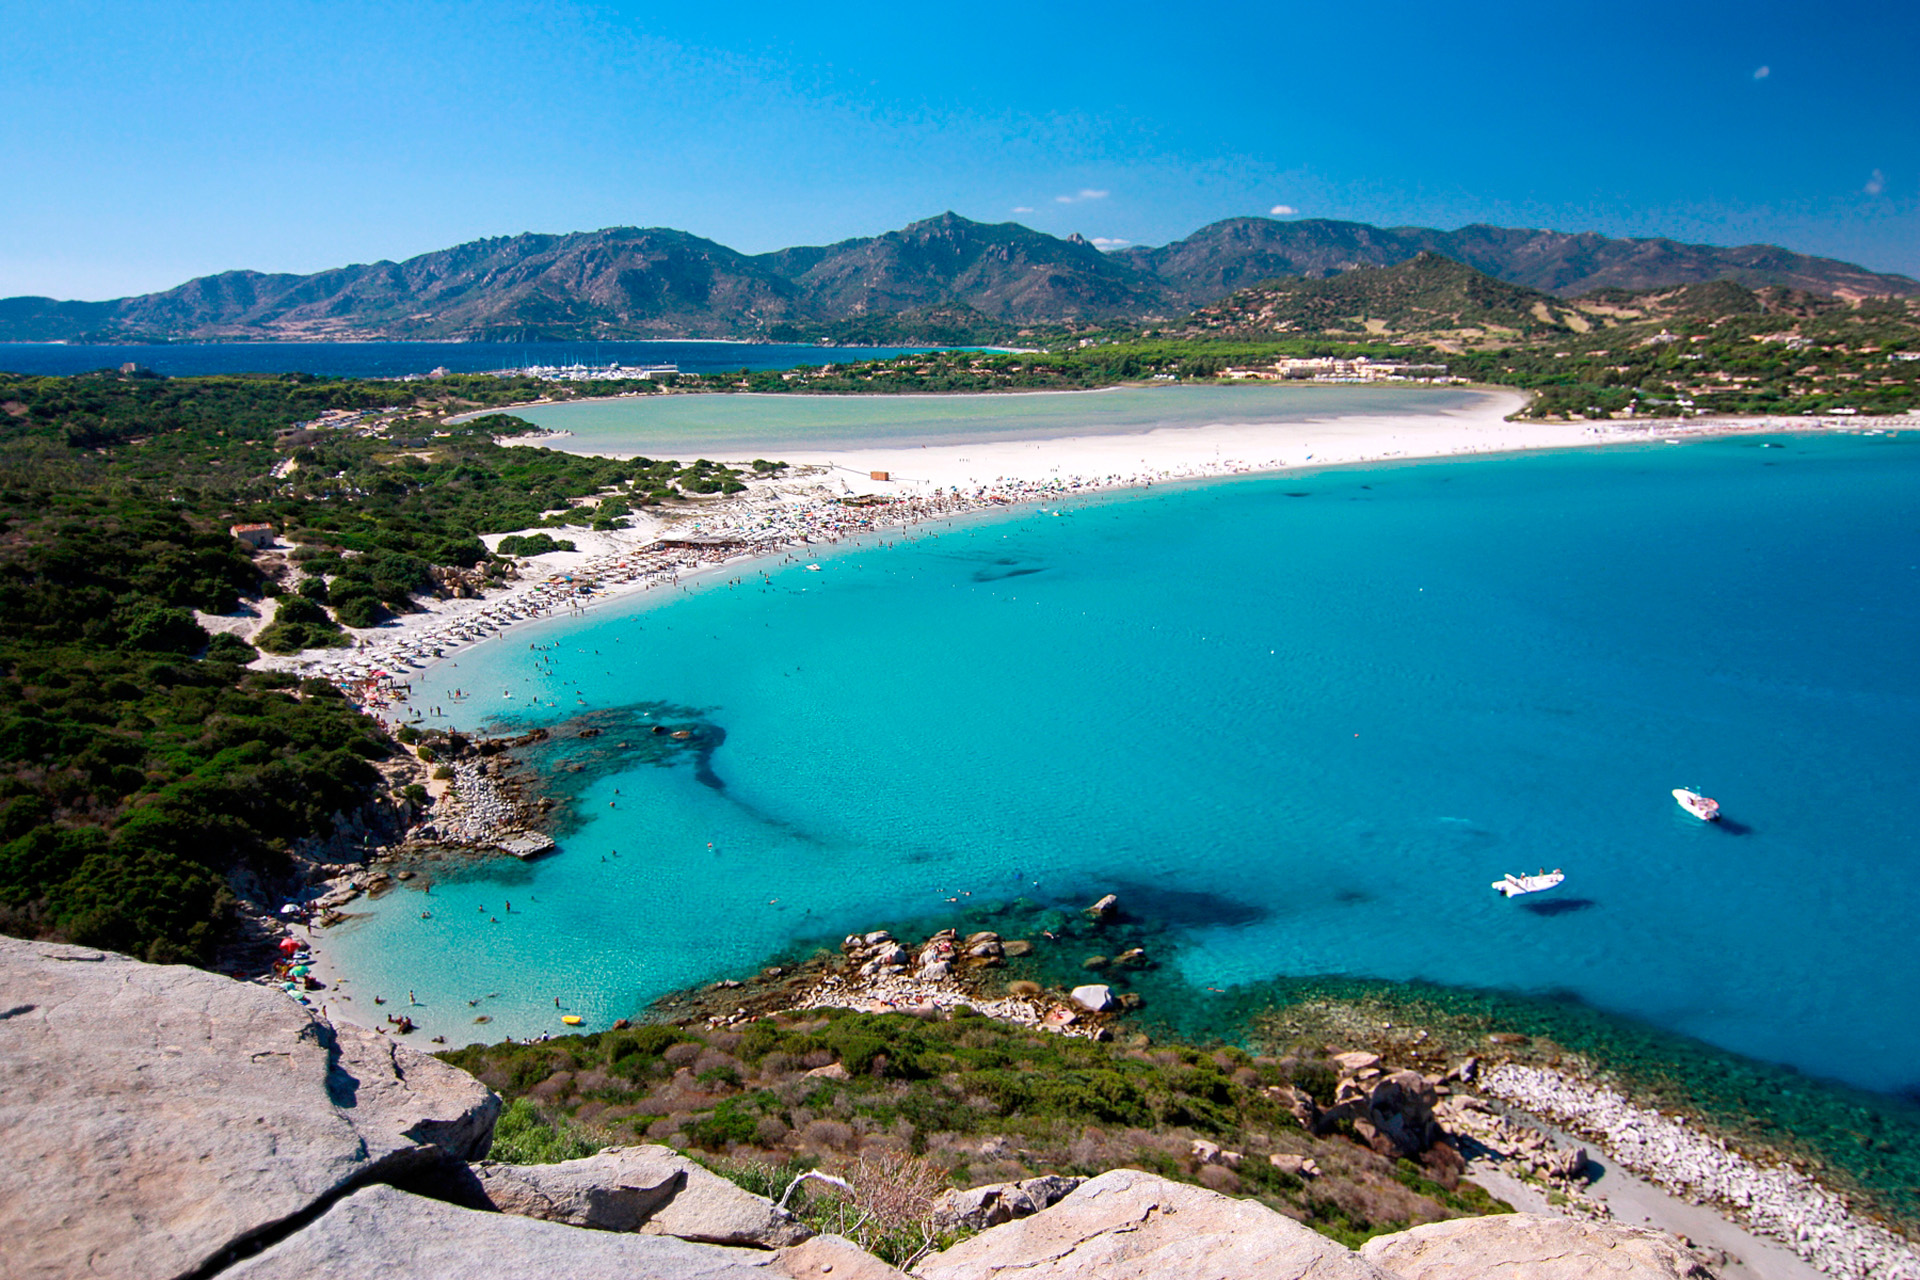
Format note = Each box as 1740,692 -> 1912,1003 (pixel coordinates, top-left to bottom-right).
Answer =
2,0 -> 1914,299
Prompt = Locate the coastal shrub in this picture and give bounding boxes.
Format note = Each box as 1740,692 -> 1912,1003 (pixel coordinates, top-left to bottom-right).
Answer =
295,576 -> 329,604
395,725 -> 419,745
330,593 -> 383,628
203,632 -> 256,663
706,1154 -> 819,1204
686,1097 -> 759,1149
1292,1061 -> 1339,1108
827,1032 -> 894,1077
401,783 -> 427,805
431,765 -> 452,780
488,1097 -> 600,1164
414,745 -> 436,764
271,594 -> 330,628
114,601 -> 209,655
253,619 -> 350,654
496,533 -> 576,557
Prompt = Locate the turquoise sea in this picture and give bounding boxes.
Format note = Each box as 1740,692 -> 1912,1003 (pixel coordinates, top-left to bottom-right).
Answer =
327,421 -> 1920,1101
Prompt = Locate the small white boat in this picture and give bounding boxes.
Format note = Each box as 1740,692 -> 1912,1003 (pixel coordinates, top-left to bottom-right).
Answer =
804,564 -> 822,572
1672,788 -> 1721,821
1493,870 -> 1565,898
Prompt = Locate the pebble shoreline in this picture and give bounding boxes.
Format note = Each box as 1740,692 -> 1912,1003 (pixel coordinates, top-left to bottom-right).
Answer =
1483,1062 -> 1920,1280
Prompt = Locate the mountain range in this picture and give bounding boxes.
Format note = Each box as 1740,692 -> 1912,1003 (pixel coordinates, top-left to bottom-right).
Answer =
3,213 -> 1915,345
1172,251 -> 1885,346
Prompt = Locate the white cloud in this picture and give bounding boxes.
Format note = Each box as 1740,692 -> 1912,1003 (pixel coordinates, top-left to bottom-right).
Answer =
1865,168 -> 1887,195
1054,189 -> 1110,204
1753,65 -> 1770,79
1269,204 -> 1297,216
1012,206 -> 1035,213
1090,237 -> 1131,251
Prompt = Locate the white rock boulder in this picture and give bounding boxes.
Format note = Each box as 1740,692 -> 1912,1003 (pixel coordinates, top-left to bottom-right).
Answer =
472,1145 -> 812,1247
776,1233 -> 911,1280
913,1168 -> 1397,1280
1359,1213 -> 1718,1279
223,1184 -> 781,1280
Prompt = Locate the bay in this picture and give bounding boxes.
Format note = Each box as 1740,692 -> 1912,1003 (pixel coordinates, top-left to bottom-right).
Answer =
328,428 -> 1920,1100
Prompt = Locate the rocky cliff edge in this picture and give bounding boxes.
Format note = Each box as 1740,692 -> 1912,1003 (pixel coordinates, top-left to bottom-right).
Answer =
0,935 -> 1721,1280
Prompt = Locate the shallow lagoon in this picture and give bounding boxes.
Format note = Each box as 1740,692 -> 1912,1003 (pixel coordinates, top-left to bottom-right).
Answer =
510,384 -> 1491,455
328,429 -> 1920,1099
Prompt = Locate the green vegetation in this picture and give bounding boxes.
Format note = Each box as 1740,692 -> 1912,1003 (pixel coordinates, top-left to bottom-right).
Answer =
488,1097 -> 602,1164
0,368 -> 776,962
0,649 -> 386,961
496,533 -> 577,557
440,1007 -> 1503,1250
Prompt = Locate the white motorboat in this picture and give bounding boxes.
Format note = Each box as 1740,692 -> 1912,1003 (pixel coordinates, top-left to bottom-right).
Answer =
1672,788 -> 1721,821
1493,870 -> 1565,898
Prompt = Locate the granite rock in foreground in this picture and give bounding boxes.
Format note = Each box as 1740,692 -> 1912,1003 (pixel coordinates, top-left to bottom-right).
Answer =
470,1144 -> 813,1246
1361,1213 -> 1716,1278
912,1168 -> 1400,1280
0,935 -> 498,1280
222,1184 -> 781,1280
776,1234 -> 911,1280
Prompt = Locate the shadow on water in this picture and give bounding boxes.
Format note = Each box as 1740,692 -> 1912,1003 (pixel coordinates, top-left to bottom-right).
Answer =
1520,896 -> 1598,917
1715,817 -> 1754,836
972,566 -> 1047,583
1100,880 -> 1270,928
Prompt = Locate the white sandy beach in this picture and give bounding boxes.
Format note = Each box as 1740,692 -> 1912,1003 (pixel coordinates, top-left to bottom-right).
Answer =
252,391 -> 1918,697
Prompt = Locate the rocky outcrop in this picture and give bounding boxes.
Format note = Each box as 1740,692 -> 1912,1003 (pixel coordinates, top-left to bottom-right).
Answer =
0,935 -> 498,1280
776,1234 -> 911,1280
931,1175 -> 1083,1231
913,1169 -> 1397,1280
471,1145 -> 812,1247
1360,1213 -> 1717,1278
1317,1066 -> 1444,1158
223,1184 -> 782,1280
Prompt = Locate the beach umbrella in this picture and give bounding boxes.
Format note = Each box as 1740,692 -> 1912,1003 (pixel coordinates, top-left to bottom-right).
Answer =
278,938 -> 300,955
